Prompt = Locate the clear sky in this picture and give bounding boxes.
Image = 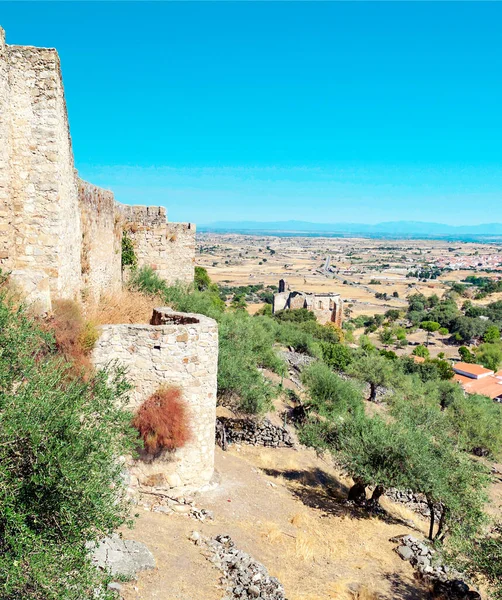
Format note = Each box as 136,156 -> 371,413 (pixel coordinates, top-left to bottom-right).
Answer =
1,2 -> 501,225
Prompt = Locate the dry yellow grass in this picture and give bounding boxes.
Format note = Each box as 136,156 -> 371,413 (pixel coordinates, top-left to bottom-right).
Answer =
379,496 -> 429,535
84,289 -> 161,325
284,579 -> 381,600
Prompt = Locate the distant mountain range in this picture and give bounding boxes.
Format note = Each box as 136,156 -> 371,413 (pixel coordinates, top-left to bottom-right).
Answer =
199,220 -> 502,237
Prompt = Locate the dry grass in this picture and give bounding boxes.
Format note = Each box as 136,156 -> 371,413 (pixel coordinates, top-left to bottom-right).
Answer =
45,299 -> 95,375
231,445 -> 427,600
84,289 -> 160,325
379,496 -> 429,535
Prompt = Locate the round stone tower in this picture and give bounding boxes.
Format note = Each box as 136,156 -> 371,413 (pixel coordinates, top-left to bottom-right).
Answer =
92,308 -> 218,491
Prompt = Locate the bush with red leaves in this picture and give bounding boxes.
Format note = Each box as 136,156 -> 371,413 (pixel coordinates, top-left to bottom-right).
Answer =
133,387 -> 190,454
44,299 -> 98,377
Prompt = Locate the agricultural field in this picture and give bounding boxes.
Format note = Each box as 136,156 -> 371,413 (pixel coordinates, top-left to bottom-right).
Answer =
197,234 -> 501,314
196,233 -> 502,360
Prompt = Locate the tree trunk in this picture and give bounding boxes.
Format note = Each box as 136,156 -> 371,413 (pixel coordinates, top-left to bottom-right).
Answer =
348,480 -> 367,505
434,505 -> 447,542
367,485 -> 385,508
368,382 -> 377,403
427,497 -> 435,541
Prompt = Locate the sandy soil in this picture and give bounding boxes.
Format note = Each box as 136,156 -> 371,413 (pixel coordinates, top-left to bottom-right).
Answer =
120,445 -> 430,600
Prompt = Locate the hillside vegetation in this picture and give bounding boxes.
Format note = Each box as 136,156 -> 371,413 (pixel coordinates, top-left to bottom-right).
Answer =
132,266 -> 502,599
1,264 -> 502,599
0,281 -> 136,599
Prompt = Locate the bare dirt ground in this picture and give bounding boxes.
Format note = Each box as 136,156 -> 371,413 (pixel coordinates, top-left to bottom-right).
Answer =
120,445 -> 430,600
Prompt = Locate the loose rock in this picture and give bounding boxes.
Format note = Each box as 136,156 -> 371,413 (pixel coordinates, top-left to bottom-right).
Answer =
192,533 -> 287,599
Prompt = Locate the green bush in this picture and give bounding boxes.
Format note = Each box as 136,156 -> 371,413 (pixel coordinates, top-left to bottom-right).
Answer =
301,362 -> 363,419
194,266 -> 212,291
121,231 -> 137,269
0,295 -> 136,599
274,308 -> 316,323
447,393 -> 502,458
412,344 -> 430,358
320,342 -> 354,370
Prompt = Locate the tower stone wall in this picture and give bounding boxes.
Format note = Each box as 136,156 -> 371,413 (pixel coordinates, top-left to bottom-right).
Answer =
118,205 -> 196,286
92,309 -> 218,490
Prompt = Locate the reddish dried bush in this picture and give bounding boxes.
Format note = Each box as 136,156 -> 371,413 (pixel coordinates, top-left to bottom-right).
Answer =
133,387 -> 190,454
44,299 -> 97,376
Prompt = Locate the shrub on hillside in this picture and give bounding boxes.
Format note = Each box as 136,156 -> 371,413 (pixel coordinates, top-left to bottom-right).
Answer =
194,266 -> 212,291
45,299 -> 98,375
0,294 -> 136,599
412,344 -> 430,359
447,393 -> 502,458
301,362 -> 363,419
133,387 -> 190,454
274,308 -> 316,323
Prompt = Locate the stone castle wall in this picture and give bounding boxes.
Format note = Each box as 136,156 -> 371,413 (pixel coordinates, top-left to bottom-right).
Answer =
0,29 -> 195,307
78,178 -> 122,299
0,34 -> 82,307
118,205 -> 196,286
92,308 -> 218,490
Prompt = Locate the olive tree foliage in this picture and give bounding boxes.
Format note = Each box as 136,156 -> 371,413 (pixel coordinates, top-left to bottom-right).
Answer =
301,362 -> 363,420
456,525 -> 502,600
0,295 -> 137,599
299,360 -> 489,543
476,342 -> 502,371
346,353 -> 396,402
389,398 -> 489,542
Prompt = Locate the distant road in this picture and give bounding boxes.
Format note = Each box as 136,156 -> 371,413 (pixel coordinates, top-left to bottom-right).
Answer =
318,256 -> 408,306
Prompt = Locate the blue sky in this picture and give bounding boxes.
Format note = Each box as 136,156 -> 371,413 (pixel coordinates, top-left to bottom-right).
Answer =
1,2 -> 501,225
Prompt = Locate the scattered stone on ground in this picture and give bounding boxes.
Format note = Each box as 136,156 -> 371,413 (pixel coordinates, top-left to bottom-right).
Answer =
391,535 -> 481,599
138,490 -> 215,522
386,488 -> 442,520
191,532 -> 287,600
216,417 -> 294,449
90,533 -> 155,578
279,349 -> 316,374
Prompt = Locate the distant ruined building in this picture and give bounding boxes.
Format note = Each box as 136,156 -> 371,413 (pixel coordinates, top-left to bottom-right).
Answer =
0,27 -> 195,310
273,279 -> 343,326
0,28 -> 216,493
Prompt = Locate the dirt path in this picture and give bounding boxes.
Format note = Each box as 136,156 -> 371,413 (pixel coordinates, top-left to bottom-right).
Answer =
120,446 -> 430,600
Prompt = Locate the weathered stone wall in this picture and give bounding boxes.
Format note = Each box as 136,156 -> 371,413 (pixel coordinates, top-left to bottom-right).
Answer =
118,204 -> 196,286
272,284 -> 343,326
0,35 -> 81,307
78,178 -> 122,299
117,204 -> 167,227
0,28 -> 195,307
92,308 -> 218,490
272,291 -> 289,313
216,417 -> 294,448
0,30 -> 12,270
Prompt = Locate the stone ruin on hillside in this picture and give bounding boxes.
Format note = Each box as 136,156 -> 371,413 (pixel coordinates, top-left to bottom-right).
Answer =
0,27 -> 195,311
93,308 -> 219,491
273,278 -> 343,326
0,27 -> 217,493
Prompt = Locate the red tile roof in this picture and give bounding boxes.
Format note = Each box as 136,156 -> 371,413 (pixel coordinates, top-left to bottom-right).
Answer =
453,362 -> 494,378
